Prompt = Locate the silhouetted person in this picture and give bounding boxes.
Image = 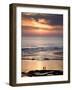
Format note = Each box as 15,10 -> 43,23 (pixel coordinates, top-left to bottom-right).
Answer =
43,67 -> 46,70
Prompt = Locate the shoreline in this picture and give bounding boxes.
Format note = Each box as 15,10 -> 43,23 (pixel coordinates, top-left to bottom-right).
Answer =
21,60 -> 63,73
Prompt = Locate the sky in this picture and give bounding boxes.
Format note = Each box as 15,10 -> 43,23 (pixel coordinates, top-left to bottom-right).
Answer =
21,12 -> 63,37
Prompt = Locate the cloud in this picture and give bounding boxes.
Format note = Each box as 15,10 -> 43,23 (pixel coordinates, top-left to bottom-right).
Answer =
22,12 -> 63,25
22,25 -> 63,31
21,12 -> 63,37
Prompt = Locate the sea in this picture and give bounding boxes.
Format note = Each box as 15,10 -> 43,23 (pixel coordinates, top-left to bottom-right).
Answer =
21,36 -> 63,74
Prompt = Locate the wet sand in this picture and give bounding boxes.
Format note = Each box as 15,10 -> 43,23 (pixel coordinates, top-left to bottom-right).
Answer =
21,60 -> 63,73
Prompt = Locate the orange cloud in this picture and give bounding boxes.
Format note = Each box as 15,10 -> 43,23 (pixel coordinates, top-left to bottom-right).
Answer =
21,16 -> 63,36
38,18 -> 47,23
22,18 -> 57,30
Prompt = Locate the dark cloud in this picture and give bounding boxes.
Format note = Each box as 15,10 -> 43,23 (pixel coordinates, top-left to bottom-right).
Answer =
21,12 -> 63,37
22,12 -> 63,25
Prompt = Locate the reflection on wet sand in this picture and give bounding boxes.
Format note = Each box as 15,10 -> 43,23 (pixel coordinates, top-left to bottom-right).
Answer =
21,60 -> 63,73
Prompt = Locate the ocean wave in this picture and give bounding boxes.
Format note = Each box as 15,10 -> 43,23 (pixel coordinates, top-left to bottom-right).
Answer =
22,46 -> 63,53
21,46 -> 63,60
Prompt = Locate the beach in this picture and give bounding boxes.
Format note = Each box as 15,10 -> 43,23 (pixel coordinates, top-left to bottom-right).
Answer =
21,60 -> 63,73
21,36 -> 63,76
21,13 -> 63,77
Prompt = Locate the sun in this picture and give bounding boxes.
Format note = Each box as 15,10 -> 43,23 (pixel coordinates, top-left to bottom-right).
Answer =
37,29 -> 44,32
35,29 -> 48,35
